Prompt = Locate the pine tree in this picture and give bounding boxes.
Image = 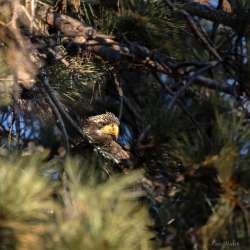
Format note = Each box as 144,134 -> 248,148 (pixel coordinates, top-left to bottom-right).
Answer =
1,0 -> 250,249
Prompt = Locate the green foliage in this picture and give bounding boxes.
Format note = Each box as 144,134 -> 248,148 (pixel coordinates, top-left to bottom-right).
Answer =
47,161 -> 152,250
47,56 -> 107,101
88,0 -> 188,55
0,51 -> 14,106
0,151 -> 152,250
0,149 -> 54,222
167,96 -> 249,166
0,148 -> 54,250
1,0 -> 250,249
142,94 -> 250,248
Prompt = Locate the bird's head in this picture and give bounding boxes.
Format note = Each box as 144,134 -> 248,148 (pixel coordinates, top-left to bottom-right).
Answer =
83,112 -> 120,143
83,112 -> 130,163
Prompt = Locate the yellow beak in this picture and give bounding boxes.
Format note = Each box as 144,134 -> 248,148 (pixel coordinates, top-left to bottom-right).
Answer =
100,123 -> 119,138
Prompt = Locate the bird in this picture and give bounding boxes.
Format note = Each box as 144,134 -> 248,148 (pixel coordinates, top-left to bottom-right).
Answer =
83,112 -> 130,164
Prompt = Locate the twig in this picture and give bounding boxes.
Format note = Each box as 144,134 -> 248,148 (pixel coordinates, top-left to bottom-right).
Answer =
8,112 -> 14,150
194,75 -> 236,95
181,8 -> 223,61
113,71 -> 124,120
123,96 -> 144,123
13,97 -> 21,149
41,86 -> 70,153
48,48 -> 70,67
168,62 -> 219,111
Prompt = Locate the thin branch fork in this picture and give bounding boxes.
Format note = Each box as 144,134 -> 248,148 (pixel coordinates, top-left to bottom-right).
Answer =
39,72 -> 87,140
181,9 -> 223,62
153,71 -> 211,143
167,62 -> 220,111
41,86 -> 70,153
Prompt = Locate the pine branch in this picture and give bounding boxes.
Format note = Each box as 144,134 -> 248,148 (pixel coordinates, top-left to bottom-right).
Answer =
35,1 -> 240,98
